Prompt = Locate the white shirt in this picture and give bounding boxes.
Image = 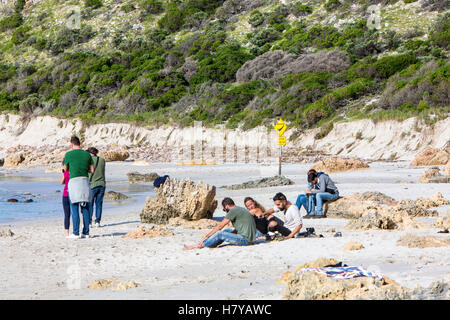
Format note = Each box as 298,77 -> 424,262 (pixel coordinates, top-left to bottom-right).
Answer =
273,203 -> 303,231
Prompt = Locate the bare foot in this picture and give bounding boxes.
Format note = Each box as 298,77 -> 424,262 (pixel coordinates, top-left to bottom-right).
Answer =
183,244 -> 200,250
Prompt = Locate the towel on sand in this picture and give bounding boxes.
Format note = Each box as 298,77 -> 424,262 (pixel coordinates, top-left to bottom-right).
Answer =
297,266 -> 383,280
68,177 -> 91,204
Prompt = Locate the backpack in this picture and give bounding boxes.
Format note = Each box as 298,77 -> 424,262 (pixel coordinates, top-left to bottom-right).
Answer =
153,175 -> 169,188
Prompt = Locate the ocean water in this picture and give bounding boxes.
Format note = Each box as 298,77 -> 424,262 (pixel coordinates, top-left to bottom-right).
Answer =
0,173 -> 154,225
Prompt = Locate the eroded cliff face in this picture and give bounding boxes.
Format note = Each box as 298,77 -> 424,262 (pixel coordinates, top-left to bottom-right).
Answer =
0,114 -> 449,164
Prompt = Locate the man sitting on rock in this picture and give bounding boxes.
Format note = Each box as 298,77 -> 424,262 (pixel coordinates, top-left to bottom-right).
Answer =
263,193 -> 303,239
183,197 -> 256,250
304,170 -> 339,218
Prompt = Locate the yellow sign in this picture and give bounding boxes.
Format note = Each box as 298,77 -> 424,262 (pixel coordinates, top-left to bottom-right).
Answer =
277,136 -> 286,146
273,118 -> 287,136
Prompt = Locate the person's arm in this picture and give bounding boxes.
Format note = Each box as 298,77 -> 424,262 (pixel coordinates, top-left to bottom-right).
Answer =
311,178 -> 326,194
201,218 -> 230,241
89,164 -> 95,174
285,224 -> 302,239
60,175 -> 66,185
263,208 -> 275,217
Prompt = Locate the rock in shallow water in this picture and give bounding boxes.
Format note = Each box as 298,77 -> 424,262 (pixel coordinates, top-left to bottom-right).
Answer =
221,175 -> 294,190
127,172 -> 159,184
104,191 -> 128,201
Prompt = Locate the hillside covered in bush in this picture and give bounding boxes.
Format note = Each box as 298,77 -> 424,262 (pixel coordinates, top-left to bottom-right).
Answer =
0,0 -> 448,131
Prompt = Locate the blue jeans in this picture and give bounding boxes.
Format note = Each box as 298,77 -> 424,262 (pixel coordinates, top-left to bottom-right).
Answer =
202,228 -> 250,248
296,194 -> 316,215
316,192 -> 339,216
69,198 -> 90,236
89,186 -> 105,224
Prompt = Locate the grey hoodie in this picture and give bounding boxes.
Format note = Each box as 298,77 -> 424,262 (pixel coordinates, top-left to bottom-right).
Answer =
311,173 -> 339,195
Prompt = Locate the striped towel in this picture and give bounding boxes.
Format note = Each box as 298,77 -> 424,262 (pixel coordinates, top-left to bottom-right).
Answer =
297,266 -> 383,280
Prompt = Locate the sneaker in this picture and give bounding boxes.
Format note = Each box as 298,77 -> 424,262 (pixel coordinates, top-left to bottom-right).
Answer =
313,215 -> 326,219
66,234 -> 80,239
303,215 -> 313,219
80,234 -> 90,239
94,222 -> 101,228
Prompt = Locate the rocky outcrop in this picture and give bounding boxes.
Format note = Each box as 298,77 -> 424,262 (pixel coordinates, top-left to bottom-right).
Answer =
4,153 -> 25,166
283,266 -> 449,300
140,178 -> 217,224
121,225 -> 174,238
443,161 -> 450,175
0,229 -> 14,237
99,150 -> 130,162
418,167 -> 450,183
327,192 -> 398,219
127,172 -> 159,184
327,192 -> 438,222
104,191 -> 129,201
435,210 -> 450,230
397,234 -> 450,248
414,192 -> 450,209
221,175 -> 294,190
87,278 -> 139,291
412,147 -> 450,166
343,241 -> 364,251
395,200 -> 439,217
310,157 -> 369,173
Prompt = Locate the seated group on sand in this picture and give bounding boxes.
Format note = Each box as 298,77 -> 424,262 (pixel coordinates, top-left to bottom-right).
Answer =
184,169 -> 339,250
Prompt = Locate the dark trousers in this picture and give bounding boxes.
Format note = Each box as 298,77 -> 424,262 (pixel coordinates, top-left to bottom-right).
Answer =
89,186 -> 105,224
62,196 -> 71,230
268,224 -> 292,237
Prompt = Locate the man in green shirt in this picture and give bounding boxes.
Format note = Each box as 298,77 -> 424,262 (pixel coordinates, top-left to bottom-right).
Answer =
87,147 -> 106,228
183,197 -> 256,250
64,136 -> 94,239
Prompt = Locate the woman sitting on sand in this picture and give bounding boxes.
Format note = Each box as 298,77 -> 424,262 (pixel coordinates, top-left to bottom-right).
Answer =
244,197 -> 279,238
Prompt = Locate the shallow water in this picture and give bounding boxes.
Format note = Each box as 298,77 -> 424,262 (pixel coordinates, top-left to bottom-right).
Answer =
0,172 -> 154,225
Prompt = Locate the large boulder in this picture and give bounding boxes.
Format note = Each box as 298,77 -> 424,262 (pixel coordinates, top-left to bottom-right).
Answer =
412,148 -> 450,166
140,178 -> 217,224
310,157 -> 369,173
4,153 -> 25,166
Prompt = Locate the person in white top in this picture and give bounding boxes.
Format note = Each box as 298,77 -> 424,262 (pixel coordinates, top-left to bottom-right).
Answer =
263,192 -> 303,239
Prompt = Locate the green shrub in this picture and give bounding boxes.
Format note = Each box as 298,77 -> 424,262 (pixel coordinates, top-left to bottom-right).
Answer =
249,10 -> 264,28
291,3 -> 313,17
373,54 -> 419,78
190,42 -> 253,85
140,0 -> 164,14
11,25 -> 31,45
324,0 -> 341,11
249,27 -> 281,47
0,13 -> 23,32
430,13 -> 449,49
84,0 -> 102,9
157,2 -> 185,33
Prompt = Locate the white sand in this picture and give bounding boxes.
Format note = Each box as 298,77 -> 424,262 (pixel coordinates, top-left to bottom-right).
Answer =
1,161 -> 449,299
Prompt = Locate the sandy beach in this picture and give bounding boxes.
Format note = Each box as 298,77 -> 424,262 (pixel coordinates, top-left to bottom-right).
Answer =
1,161 -> 449,299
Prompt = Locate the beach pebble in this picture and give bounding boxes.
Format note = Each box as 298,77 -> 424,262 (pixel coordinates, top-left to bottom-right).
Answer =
7,199 -> 18,203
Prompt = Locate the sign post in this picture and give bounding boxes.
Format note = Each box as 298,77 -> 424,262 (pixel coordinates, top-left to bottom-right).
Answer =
273,118 -> 287,176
